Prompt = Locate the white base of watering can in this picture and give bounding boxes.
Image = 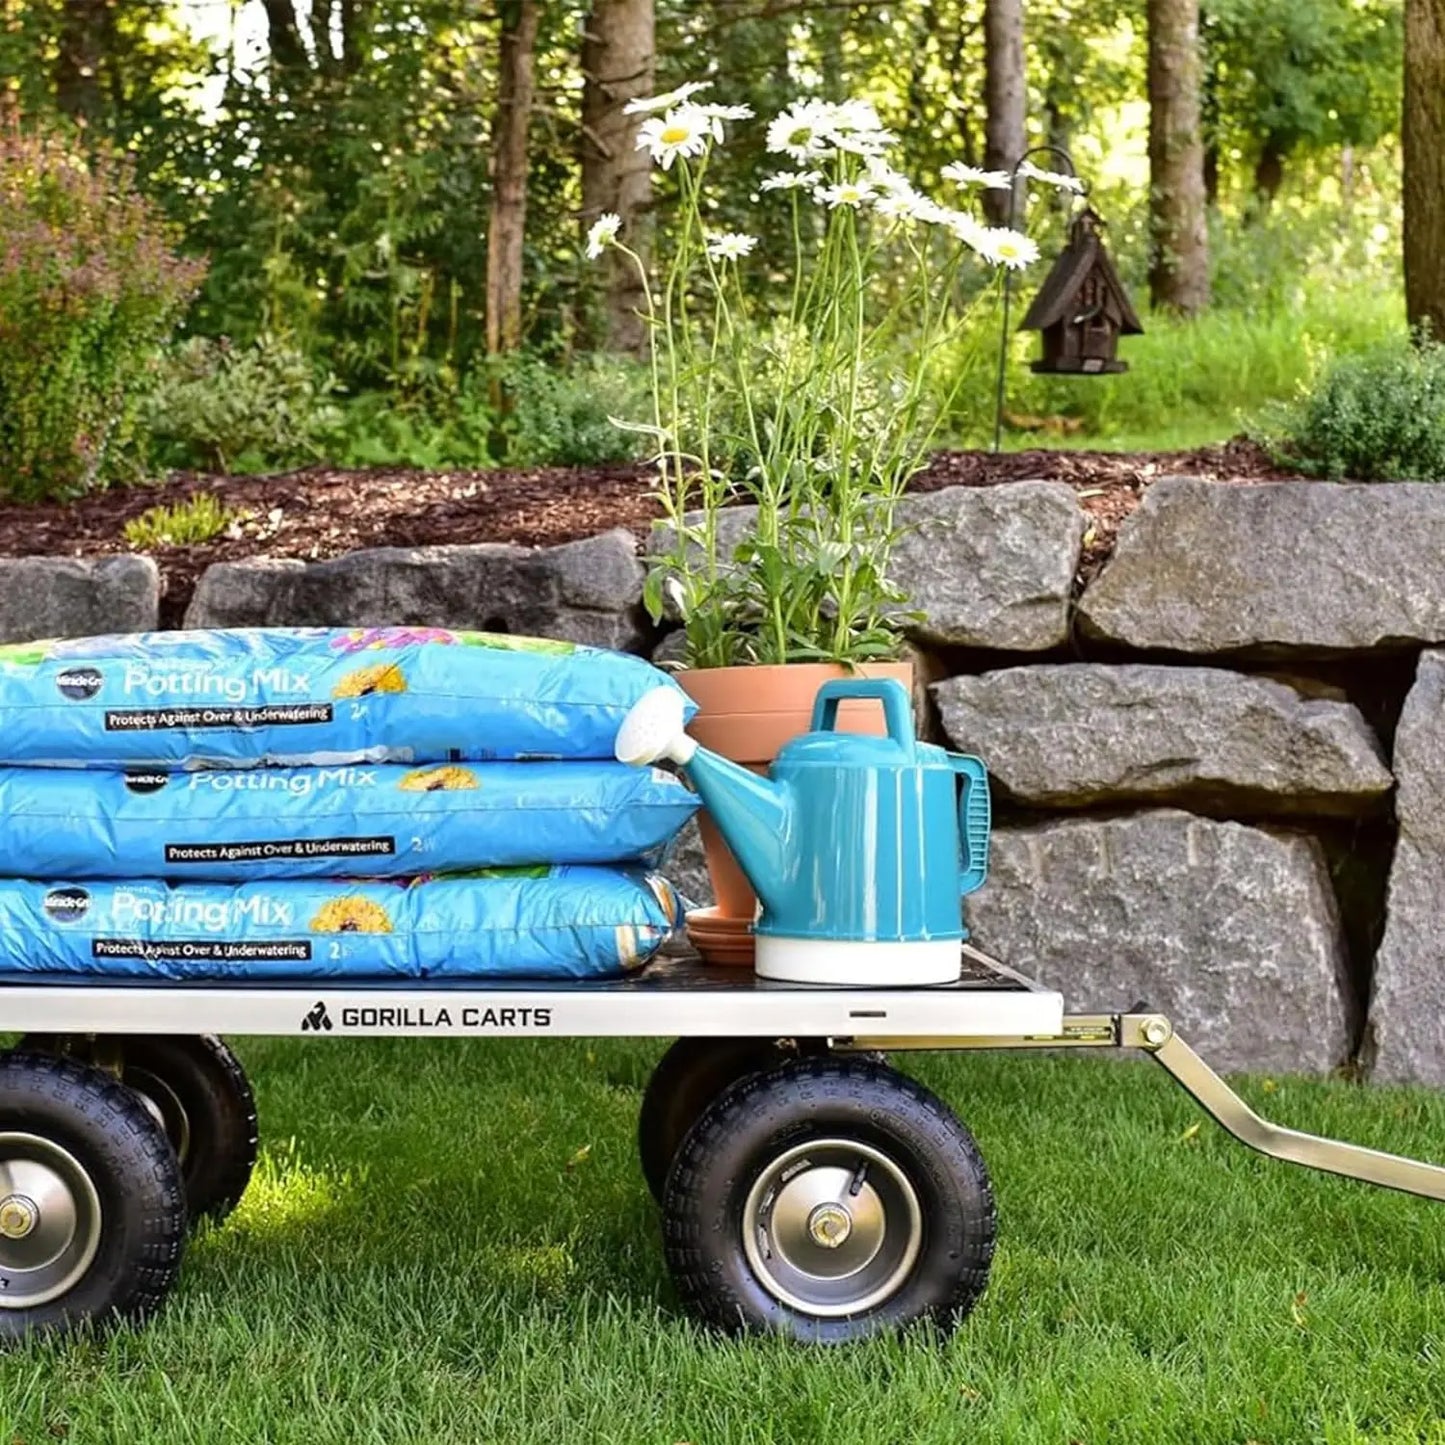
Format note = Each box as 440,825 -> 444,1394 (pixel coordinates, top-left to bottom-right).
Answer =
753,935 -> 963,987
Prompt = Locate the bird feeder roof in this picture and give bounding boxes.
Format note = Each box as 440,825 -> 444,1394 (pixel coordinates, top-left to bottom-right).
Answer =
1019,213 -> 1144,335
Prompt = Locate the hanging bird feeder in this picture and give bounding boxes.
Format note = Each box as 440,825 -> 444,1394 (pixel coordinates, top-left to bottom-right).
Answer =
1018,206 -> 1142,375
991,146 -> 1144,450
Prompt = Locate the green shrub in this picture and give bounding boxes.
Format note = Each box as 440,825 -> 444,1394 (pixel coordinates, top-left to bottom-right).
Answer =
325,354 -> 648,471
1273,337 -> 1445,481
0,120 -> 204,500
123,493 -> 239,548
491,355 -> 649,467
326,389 -> 495,469
142,334 -> 343,474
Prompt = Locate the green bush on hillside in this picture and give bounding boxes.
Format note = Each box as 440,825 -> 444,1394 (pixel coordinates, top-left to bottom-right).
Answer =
142,334 -> 342,474
489,354 -> 649,468
0,120 -> 203,500
1277,336 -> 1445,480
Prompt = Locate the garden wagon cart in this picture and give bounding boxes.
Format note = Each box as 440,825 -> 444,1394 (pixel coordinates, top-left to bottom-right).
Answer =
5,944 -> 1445,1344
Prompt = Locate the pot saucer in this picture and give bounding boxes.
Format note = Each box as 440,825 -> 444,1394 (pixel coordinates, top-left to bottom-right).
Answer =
685,906 -> 755,966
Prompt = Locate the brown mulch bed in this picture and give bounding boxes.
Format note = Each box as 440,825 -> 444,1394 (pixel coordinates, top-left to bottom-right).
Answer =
0,439 -> 1303,619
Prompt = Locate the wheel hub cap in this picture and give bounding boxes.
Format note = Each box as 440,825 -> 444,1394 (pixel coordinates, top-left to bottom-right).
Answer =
743,1138 -> 922,1318
0,1194 -> 37,1240
0,1133 -> 103,1309
807,1202 -> 853,1249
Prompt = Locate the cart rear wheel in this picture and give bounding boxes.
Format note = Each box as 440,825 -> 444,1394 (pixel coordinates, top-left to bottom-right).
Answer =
0,1052 -> 186,1343
637,1038 -> 788,1203
662,1057 -> 995,1341
18,1035 -> 258,1226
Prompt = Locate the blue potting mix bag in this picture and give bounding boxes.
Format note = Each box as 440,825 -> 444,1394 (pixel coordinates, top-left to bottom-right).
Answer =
0,626 -> 691,768
0,868 -> 682,982
0,760 -> 698,881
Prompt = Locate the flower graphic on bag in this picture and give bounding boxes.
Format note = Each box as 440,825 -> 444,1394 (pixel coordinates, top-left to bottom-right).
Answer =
397,765 -> 479,792
309,896 -> 395,933
332,662 -> 407,698
330,627 -> 460,653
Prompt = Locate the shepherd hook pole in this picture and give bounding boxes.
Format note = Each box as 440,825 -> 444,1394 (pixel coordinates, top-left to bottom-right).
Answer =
991,144 -> 1084,454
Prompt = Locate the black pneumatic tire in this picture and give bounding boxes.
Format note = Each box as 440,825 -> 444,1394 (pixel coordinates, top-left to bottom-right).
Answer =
637,1037 -> 789,1203
120,1037 -> 258,1224
19,1034 -> 258,1225
0,1052 -> 187,1343
663,1057 -> 996,1342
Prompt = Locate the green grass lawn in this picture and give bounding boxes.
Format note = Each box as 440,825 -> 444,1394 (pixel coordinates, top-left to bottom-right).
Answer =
5,1038 -> 1445,1444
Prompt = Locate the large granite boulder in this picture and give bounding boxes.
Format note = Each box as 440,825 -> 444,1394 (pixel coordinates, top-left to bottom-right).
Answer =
185,529 -> 647,650
1366,651 -> 1445,1083
889,483 -> 1084,650
0,556 -> 159,642
934,663 -> 1391,816
1078,477 -> 1445,657
964,811 -> 1354,1074
651,482 -> 1084,652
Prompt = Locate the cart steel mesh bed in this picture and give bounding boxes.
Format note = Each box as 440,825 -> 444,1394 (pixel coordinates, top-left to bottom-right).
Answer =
3,943 -> 1444,1344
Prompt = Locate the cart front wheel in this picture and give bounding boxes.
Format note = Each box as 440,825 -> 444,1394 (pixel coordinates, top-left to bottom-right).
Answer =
0,1052 -> 186,1343
19,1035 -> 257,1226
662,1057 -> 995,1341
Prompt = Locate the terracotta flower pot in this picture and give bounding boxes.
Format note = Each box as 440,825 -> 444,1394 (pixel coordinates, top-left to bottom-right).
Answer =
676,660 -> 914,966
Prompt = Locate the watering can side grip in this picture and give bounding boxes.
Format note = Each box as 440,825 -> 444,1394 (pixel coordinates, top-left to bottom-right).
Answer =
952,755 -> 991,895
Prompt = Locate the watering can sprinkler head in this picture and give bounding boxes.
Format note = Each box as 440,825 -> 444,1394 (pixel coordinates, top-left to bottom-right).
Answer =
615,686 -> 698,768
615,687 -> 792,913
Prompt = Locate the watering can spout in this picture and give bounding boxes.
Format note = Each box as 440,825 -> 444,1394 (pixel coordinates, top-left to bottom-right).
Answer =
614,687 -> 793,911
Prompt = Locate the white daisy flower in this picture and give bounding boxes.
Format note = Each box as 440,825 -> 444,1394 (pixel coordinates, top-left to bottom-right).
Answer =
636,104 -> 713,169
819,178 -> 877,208
982,226 -> 1040,268
833,126 -> 897,156
1018,159 -> 1085,194
622,81 -> 712,116
909,197 -> 958,227
873,190 -> 925,222
706,231 -> 758,261
865,160 -> 913,195
760,169 -> 823,192
584,212 -> 622,260
766,101 -> 836,161
692,102 -> 754,140
942,161 -> 1013,191
947,210 -> 992,251
827,97 -> 886,136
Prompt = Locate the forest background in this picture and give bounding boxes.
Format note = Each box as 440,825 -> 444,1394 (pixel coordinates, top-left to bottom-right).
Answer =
0,0 -> 1438,481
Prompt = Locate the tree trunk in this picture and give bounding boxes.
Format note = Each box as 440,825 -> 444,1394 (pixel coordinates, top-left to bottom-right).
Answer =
982,0 -> 1025,226
581,0 -> 654,353
486,0 -> 540,357
1147,0 -> 1210,314
54,0 -> 107,127
1252,134 -> 1285,206
1404,0 -> 1445,341
260,0 -> 309,72
340,0 -> 371,75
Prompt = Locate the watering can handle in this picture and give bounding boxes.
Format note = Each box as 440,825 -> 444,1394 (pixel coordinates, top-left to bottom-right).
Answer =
811,678 -> 914,748
952,755 -> 991,895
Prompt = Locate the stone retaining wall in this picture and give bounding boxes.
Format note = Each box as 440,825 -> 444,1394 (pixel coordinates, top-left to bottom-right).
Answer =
10,475 -> 1445,1079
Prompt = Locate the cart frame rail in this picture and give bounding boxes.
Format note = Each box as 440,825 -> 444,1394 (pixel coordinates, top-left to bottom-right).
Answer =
6,943 -> 1445,1204
849,1007 -> 1445,1204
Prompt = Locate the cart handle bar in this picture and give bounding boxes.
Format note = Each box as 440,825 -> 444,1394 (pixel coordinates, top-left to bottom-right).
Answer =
844,1011 -> 1445,1205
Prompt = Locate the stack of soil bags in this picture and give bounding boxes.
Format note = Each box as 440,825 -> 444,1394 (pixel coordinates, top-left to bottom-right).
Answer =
0,626 -> 697,983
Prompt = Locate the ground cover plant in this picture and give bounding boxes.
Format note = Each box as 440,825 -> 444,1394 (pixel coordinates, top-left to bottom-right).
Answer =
1270,334 -> 1445,481
2,1036 -> 1444,1443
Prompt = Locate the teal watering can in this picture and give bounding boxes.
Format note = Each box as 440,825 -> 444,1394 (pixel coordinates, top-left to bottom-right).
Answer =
615,677 -> 991,985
